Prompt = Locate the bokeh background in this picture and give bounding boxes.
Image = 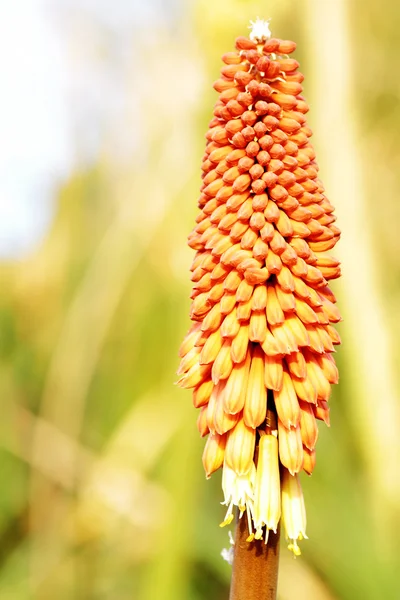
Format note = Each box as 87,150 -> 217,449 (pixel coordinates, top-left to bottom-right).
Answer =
0,0 -> 399,598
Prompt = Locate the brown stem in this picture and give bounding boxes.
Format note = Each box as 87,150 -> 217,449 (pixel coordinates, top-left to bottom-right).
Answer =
229,511 -> 280,600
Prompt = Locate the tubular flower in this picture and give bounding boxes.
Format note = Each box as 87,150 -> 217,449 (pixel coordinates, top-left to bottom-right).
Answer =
281,468 -> 307,556
177,21 -> 341,555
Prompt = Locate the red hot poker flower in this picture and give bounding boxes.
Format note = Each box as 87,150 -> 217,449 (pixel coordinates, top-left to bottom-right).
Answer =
177,20 -> 341,555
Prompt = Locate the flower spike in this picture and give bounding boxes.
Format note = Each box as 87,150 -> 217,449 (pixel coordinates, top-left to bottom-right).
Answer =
178,24 -> 341,554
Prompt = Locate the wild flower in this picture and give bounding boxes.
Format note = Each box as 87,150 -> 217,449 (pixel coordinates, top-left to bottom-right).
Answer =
177,23 -> 341,555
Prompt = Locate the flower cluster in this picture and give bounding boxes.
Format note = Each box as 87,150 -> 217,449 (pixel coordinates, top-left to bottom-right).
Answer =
177,25 -> 341,555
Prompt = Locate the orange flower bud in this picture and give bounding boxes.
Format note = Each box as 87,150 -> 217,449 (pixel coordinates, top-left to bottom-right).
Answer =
193,379 -> 214,408
264,354 -> 283,392
278,419 -> 304,475
302,446 -> 316,475
273,370 -> 300,428
200,328 -> 224,365
212,382 -> 240,435
225,417 -> 256,476
243,345 -> 268,428
224,350 -> 251,414
202,432 -> 227,478
299,400 -> 319,450
197,406 -> 209,437
212,339 -> 234,383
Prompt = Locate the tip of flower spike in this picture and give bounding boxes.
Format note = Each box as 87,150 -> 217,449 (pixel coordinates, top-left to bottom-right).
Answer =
249,17 -> 271,42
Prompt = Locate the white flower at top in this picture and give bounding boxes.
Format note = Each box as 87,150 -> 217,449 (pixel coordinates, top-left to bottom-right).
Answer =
249,18 -> 272,43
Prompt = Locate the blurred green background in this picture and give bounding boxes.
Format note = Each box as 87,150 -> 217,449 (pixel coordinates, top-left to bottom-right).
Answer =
0,0 -> 399,598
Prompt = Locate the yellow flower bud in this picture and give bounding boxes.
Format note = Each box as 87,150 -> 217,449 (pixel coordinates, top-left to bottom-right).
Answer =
253,434 -> 281,542
281,469 -> 307,556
